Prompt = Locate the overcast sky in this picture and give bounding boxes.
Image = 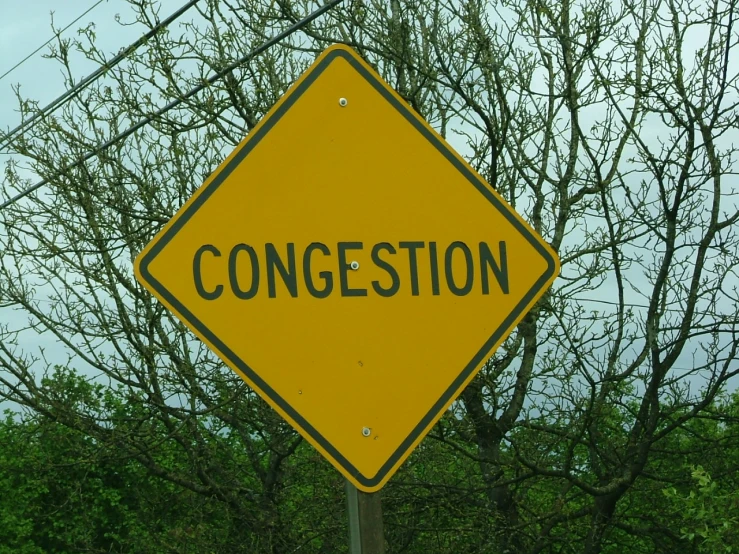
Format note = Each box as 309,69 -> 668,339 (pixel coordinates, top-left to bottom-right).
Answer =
0,0 -> 186,135
0,1 -> 736,401
0,1 -> 189,373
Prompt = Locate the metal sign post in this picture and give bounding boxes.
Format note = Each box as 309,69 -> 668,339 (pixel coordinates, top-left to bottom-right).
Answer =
346,480 -> 385,554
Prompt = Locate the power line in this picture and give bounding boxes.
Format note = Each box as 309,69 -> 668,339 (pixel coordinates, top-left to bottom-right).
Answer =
0,0 -> 107,83
0,0 -> 201,153
575,297 -> 655,310
0,0 -> 345,212
572,296 -> 734,318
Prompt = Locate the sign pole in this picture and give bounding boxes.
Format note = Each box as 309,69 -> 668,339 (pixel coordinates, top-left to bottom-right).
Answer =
346,480 -> 385,553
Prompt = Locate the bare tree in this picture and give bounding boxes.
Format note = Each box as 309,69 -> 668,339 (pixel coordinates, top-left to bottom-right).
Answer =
1,0 -> 738,552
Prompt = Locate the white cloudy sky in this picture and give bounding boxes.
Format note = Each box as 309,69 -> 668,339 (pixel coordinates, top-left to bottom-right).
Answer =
0,1 -> 736,401
0,0 -> 189,134
0,0 -> 190,375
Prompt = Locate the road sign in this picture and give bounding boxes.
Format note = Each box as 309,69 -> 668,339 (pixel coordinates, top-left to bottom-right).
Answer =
134,44 -> 559,492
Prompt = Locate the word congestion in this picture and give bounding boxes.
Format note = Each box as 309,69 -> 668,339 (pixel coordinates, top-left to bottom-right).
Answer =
193,241 -> 510,300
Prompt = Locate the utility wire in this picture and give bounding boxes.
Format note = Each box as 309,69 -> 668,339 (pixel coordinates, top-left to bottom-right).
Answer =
0,0 -> 344,211
0,0 -> 107,83
0,0 -> 201,153
570,297 -> 687,314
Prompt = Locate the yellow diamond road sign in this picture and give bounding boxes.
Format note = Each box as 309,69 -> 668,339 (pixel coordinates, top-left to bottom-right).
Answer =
134,45 -> 559,492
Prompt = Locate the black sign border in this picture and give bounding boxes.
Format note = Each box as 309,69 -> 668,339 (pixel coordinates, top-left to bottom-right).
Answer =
138,47 -> 558,488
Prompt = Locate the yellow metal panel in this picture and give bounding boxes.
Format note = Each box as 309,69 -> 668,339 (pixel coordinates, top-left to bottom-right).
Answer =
134,45 -> 560,492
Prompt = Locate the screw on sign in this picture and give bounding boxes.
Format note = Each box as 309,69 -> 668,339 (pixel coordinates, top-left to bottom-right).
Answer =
134,45 -> 559,496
